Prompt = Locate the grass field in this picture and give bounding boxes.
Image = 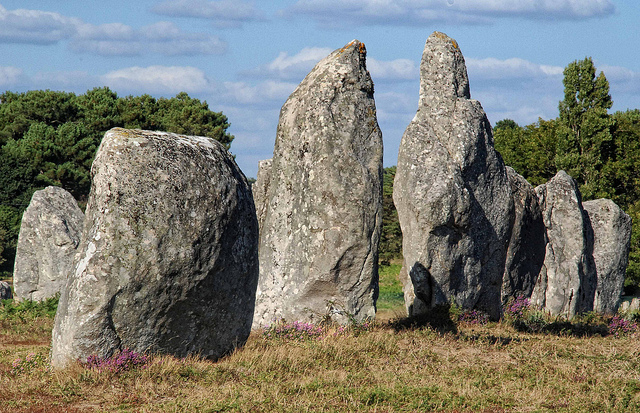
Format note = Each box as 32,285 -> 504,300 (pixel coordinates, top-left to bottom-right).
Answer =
2,267 -> 640,412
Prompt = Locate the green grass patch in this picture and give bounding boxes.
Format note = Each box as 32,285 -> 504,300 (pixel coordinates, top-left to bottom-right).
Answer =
377,263 -> 404,310
0,294 -> 59,321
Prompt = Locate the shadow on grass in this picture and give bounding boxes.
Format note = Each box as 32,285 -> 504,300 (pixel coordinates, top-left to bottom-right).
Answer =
459,334 -> 524,346
384,304 -> 458,334
512,319 -> 609,337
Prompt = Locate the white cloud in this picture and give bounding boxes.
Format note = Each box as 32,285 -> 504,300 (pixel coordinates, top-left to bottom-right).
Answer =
248,48 -> 419,83
248,47 -> 332,80
368,58 -> 418,81
102,66 -> 213,94
75,22 -> 134,41
0,5 -> 226,56
0,66 -> 24,86
284,0 -> 615,26
451,0 -> 615,19
71,21 -> 226,56
221,80 -> 298,106
152,0 -> 264,28
596,64 -> 640,110
600,64 -> 640,92
466,57 -> 563,80
0,4 -> 80,44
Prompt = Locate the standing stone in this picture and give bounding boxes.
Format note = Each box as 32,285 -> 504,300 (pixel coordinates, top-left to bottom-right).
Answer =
253,40 -> 383,328
501,167 -> 546,306
252,158 -> 273,234
51,128 -> 258,368
13,186 -> 83,302
0,281 -> 12,300
583,199 -> 632,314
620,297 -> 640,313
531,171 -> 596,317
393,32 -> 513,320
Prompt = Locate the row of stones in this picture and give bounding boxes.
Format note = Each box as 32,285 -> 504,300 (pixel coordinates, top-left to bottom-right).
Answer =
10,33 -> 631,368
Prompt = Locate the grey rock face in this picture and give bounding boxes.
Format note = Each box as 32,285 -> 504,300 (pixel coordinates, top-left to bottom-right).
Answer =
252,158 -> 272,234
393,32 -> 513,320
531,171 -> 596,317
620,297 -> 640,312
583,199 -> 631,314
13,186 -> 83,302
51,128 -> 258,368
0,281 -> 12,300
253,40 -> 383,328
501,167 -> 546,306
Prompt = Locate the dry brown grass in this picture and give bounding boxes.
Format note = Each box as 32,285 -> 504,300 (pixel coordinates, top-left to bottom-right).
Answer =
2,313 -> 640,412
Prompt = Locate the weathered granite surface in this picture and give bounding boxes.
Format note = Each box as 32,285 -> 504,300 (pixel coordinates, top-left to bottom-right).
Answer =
583,198 -> 632,314
13,186 -> 83,302
252,158 -> 273,234
51,128 -> 258,368
531,171 -> 596,317
253,40 -> 383,328
501,167 -> 546,306
0,281 -> 12,300
393,32 -> 513,320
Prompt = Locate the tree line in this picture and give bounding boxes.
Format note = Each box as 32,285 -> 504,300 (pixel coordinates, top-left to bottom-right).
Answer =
492,57 -> 640,293
2,58 -> 639,293
0,87 -> 234,276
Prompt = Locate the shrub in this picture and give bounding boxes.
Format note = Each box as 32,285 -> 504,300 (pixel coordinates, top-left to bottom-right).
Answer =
262,320 -> 324,342
85,348 -> 150,374
0,294 -> 59,321
10,352 -> 49,375
608,315 -> 638,338
458,309 -> 489,325
503,296 -> 549,332
504,296 -> 530,321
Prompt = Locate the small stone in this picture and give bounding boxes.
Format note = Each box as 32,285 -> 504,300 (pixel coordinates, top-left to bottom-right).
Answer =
501,167 -> 546,306
0,281 -> 12,300
583,198 -> 632,314
13,186 -> 83,302
531,171 -> 596,317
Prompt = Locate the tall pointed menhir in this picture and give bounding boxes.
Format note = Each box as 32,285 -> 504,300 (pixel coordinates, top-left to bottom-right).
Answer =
393,32 -> 514,320
253,40 -> 384,328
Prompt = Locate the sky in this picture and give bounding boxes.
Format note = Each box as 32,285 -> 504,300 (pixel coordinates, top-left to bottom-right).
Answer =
1,0 -> 639,178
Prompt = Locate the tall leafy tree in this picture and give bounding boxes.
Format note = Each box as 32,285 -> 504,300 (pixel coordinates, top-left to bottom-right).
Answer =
555,57 -> 614,199
609,110 -> 640,292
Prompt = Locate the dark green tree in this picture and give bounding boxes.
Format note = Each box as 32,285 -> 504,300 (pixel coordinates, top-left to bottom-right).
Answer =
494,118 -> 558,186
0,87 -> 235,276
609,110 -> 640,293
0,90 -> 79,144
555,57 -> 614,199
378,166 -> 402,264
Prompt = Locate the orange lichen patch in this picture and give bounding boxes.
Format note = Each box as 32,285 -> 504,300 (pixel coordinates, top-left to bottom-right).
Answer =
339,40 -> 357,54
433,31 -> 448,41
359,42 -> 366,54
433,32 -> 459,50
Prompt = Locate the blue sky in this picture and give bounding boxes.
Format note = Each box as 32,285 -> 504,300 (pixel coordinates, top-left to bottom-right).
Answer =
1,0 -> 638,178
